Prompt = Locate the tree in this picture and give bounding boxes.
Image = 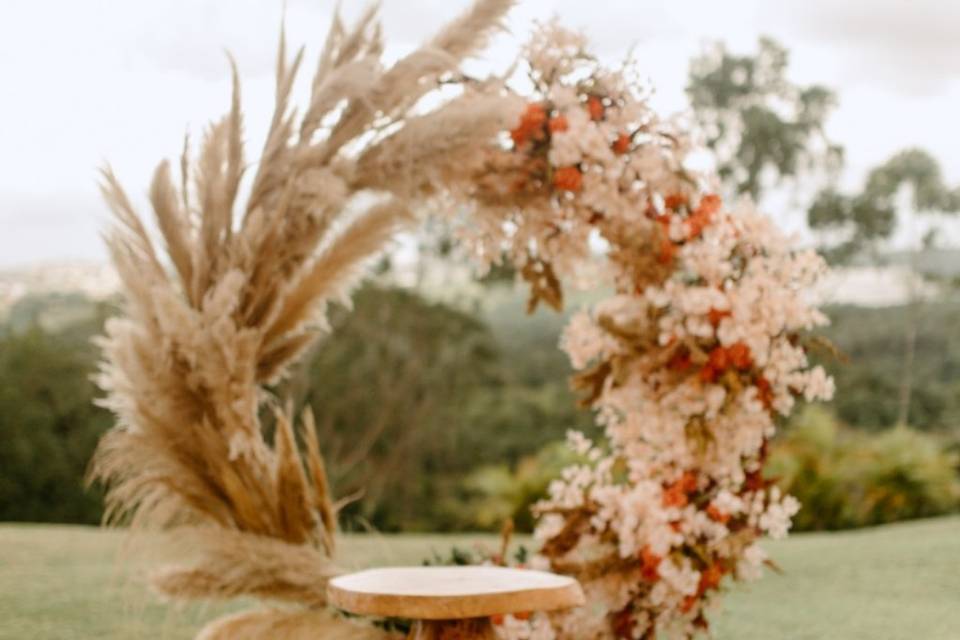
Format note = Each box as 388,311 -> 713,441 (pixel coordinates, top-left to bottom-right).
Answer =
281,284 -> 594,531
816,302 -> 960,431
687,36 -> 843,202
281,285 -> 505,531
808,149 -> 960,425
810,149 -> 960,260
0,322 -> 111,523
807,187 -> 896,263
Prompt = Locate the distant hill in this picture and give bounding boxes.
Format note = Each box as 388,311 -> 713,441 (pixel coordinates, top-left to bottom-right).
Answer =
2,248 -> 958,318
2,291 -> 117,334
0,261 -> 118,315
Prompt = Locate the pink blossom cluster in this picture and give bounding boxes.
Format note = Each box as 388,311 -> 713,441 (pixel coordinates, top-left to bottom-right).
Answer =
461,23 -> 834,640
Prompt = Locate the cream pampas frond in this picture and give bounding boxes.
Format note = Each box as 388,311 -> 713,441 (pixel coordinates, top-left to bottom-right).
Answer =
151,526 -> 335,605
88,2 -> 519,637
196,609 -> 400,640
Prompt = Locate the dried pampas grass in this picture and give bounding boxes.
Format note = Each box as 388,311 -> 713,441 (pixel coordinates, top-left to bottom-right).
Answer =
89,1 -> 518,638
151,527 -> 336,606
196,608 -> 398,640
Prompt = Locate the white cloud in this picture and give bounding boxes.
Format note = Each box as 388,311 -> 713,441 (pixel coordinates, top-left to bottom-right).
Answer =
1,0 -> 958,266
759,0 -> 960,94
0,192 -> 105,267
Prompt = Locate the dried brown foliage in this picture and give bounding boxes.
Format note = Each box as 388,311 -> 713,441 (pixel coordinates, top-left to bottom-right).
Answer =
195,608 -> 399,640
89,1 -> 519,637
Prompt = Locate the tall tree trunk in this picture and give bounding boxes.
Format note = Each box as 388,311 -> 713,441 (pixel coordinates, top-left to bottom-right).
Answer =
896,224 -> 922,427
895,309 -> 917,427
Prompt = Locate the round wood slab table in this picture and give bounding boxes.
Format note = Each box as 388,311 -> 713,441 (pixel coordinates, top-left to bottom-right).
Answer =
328,565 -> 585,639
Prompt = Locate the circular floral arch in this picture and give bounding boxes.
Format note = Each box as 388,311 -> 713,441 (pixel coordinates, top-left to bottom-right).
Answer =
92,5 -> 832,640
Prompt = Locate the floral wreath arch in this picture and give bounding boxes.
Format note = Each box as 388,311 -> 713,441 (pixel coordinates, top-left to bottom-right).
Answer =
92,4 -> 833,640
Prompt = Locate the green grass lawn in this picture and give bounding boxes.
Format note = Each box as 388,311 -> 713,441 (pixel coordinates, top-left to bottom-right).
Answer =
1,517 -> 958,639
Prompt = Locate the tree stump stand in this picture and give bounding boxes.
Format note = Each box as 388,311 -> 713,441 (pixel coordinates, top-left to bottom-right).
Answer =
327,566 -> 585,639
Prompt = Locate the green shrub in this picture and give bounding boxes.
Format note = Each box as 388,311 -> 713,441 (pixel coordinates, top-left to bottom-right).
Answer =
768,407 -> 960,531
449,406 -> 960,534
852,427 -> 960,526
288,286 -> 590,532
446,440 -> 582,532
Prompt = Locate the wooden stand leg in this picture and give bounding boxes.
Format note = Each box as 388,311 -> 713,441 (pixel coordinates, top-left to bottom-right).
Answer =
406,618 -> 496,639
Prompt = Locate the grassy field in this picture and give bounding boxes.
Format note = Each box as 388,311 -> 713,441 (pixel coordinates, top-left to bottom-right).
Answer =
1,517 -> 958,639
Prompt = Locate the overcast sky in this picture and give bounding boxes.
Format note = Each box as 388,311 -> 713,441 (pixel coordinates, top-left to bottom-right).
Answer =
1,0 -> 958,267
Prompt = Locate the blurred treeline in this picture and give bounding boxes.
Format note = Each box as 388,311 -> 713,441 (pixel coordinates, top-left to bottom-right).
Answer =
4,34 -> 960,532
1,287 -> 958,531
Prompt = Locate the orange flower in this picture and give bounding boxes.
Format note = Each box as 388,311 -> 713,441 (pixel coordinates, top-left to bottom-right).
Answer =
513,611 -> 532,621
708,346 -> 729,371
685,195 -> 719,238
612,608 -> 634,639
612,132 -> 631,154
587,95 -> 605,121
755,376 -> 773,410
657,236 -> 676,264
680,471 -> 698,493
706,504 -> 731,524
510,103 -> 548,148
680,595 -> 698,613
522,102 -> 547,126
553,166 -> 583,192
699,364 -> 718,383
639,545 -> 662,581
728,341 -> 753,370
662,482 -> 688,508
698,564 -> 723,593
696,193 -> 722,217
744,469 -> 765,492
668,350 -> 693,372
664,193 -> 688,210
707,308 -> 731,327
491,614 -> 505,625
548,115 -> 569,133
662,473 -> 696,508
686,212 -> 710,238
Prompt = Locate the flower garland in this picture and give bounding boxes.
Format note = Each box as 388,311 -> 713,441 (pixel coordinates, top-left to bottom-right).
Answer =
87,3 -> 834,638
457,23 -> 834,639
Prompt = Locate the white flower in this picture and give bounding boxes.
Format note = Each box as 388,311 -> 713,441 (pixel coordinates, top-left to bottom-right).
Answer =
804,365 -> 836,401
566,429 -> 593,455
460,22 -> 835,638
737,543 -> 768,581
534,514 -> 566,542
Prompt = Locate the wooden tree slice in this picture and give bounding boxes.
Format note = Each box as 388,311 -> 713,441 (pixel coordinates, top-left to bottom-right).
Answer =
409,619 -> 497,640
327,566 -> 585,621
